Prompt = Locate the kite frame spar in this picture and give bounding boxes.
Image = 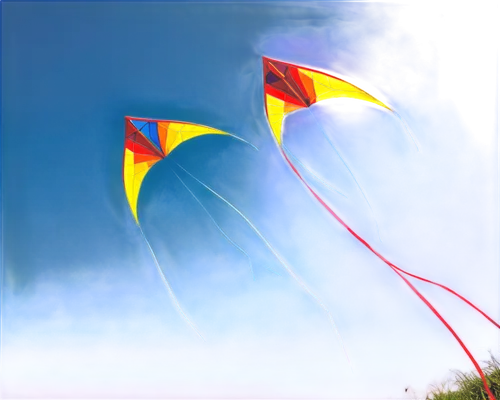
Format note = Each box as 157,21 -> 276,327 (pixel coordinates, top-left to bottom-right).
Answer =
262,56 -> 498,400
122,116 -> 255,339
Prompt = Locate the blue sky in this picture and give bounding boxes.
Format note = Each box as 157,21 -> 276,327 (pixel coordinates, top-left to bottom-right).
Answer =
1,2 -> 498,399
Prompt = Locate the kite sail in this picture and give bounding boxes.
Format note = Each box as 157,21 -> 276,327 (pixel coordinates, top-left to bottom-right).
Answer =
123,116 -> 251,339
262,56 -> 498,400
263,56 -> 416,148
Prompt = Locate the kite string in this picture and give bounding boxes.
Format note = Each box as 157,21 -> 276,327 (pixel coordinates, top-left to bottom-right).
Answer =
392,110 -> 420,151
174,162 -> 353,370
282,150 -> 496,399
138,225 -> 205,340
307,107 -> 382,241
226,133 -> 259,151
263,265 -> 281,276
171,169 -> 255,280
282,144 -> 347,198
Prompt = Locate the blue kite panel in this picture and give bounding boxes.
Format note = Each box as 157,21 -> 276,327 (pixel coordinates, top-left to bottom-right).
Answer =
131,119 -> 148,132
147,122 -> 162,151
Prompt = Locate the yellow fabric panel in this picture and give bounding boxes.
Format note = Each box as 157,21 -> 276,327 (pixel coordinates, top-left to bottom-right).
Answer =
349,79 -> 394,106
130,167 -> 151,224
123,149 -> 159,224
123,149 -> 141,223
266,94 -> 302,146
298,68 -> 390,110
266,97 -> 285,145
180,125 -> 227,142
166,127 -> 181,153
124,148 -> 135,167
165,123 -> 229,152
133,161 -> 150,175
168,132 -> 183,153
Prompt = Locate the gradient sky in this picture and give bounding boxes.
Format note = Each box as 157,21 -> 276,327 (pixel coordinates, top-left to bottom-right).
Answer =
1,2 -> 498,399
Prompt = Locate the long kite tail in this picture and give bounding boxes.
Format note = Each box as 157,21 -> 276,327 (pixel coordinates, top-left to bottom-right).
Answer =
172,169 -> 255,280
302,108 -> 498,328
281,150 -> 496,399
390,268 -> 495,400
281,150 -> 500,328
390,264 -> 500,329
138,226 -> 205,340
174,162 -> 353,368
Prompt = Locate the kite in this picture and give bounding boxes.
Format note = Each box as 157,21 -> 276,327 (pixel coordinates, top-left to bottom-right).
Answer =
123,116 -> 244,338
262,56 -> 499,400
